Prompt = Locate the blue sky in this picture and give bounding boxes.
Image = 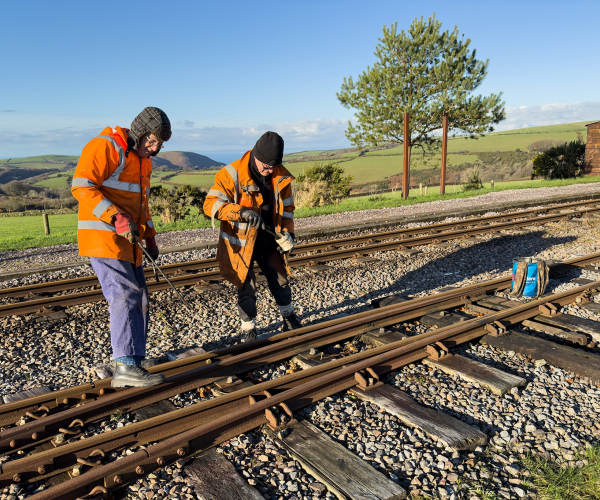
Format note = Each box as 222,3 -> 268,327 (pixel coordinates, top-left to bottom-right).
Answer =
1,0 -> 599,163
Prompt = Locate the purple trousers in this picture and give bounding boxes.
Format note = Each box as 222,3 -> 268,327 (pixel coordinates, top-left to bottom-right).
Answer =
90,257 -> 149,359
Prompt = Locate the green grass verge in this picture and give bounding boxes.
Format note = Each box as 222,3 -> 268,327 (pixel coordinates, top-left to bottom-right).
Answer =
520,446 -> 600,499
0,212 -> 213,252
2,175 -> 600,252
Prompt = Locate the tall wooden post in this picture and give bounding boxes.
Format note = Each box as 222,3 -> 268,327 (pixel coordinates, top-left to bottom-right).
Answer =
42,213 -> 50,235
402,112 -> 410,199
440,112 -> 448,195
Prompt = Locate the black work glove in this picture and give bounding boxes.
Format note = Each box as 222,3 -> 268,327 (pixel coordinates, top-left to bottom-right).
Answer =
145,236 -> 159,261
240,208 -> 265,230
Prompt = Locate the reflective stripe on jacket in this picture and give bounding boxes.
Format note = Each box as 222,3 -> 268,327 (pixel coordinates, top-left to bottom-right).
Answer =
203,150 -> 295,289
71,126 -> 156,266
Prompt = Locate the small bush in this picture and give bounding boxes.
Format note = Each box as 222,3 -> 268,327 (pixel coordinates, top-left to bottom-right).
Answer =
150,184 -> 206,223
462,168 -> 484,191
295,162 -> 353,208
532,140 -> 586,180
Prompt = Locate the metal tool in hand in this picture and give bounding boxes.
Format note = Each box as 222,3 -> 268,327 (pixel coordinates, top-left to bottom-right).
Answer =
137,241 -> 195,313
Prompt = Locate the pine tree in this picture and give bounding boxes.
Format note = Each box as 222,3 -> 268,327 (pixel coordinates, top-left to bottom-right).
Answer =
337,14 -> 505,161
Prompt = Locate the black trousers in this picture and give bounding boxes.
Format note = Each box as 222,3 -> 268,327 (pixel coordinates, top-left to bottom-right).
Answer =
237,249 -> 292,322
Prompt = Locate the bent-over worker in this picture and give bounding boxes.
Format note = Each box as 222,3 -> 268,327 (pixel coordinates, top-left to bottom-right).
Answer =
71,107 -> 171,387
204,131 -> 301,341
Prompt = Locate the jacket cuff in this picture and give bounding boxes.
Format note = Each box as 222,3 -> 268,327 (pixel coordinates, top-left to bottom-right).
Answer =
100,205 -> 120,224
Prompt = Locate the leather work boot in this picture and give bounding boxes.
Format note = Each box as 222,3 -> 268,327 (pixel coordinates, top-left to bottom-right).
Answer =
111,358 -> 158,370
282,313 -> 302,332
243,328 -> 258,342
111,364 -> 166,388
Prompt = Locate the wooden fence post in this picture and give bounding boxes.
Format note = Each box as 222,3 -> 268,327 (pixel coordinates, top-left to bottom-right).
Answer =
43,213 -> 50,235
440,112 -> 448,195
402,112 -> 410,200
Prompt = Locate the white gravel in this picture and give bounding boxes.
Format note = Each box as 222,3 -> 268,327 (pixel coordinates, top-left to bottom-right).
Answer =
2,190 -> 600,500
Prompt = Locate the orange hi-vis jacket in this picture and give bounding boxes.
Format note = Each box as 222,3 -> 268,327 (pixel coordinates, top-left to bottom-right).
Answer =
203,151 -> 295,289
71,126 -> 156,267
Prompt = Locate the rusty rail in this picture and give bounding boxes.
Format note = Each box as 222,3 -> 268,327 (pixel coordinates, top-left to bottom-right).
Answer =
1,203 -> 598,318
10,276 -> 600,499
1,251 -> 599,432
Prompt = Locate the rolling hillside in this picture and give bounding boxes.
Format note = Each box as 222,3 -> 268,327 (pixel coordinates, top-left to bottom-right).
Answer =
1,121 -> 596,191
282,121 -> 594,187
152,151 -> 224,170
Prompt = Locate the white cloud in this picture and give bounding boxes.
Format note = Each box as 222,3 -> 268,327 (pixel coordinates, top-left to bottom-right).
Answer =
6,102 -> 598,158
168,118 -> 353,152
0,118 -> 354,157
498,101 -> 600,131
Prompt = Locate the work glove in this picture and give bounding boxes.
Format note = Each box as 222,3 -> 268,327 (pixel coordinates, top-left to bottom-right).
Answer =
240,208 -> 265,230
113,213 -> 139,243
275,231 -> 295,254
145,236 -> 159,261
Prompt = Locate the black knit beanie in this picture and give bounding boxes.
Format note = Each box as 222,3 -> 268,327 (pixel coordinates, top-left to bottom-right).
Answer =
253,131 -> 284,166
128,107 -> 172,154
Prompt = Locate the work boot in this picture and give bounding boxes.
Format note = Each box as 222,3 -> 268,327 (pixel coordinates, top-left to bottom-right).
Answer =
111,364 -> 166,388
282,313 -> 302,332
243,328 -> 258,342
111,358 -> 158,370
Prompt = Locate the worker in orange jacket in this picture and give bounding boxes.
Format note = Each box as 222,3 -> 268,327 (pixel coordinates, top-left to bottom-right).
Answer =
71,107 -> 171,387
203,132 -> 301,341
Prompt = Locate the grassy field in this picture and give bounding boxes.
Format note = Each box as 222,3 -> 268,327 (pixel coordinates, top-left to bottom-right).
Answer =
164,173 -> 217,189
33,171 -> 75,188
0,155 -> 78,170
279,121 -> 591,185
3,175 -> 600,252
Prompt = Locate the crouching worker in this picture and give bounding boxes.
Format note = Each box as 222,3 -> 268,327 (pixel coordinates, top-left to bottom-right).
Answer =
71,107 -> 171,387
204,131 -> 301,341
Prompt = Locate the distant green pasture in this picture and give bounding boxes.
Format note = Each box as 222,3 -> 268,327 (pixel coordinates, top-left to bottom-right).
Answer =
285,153 -> 476,185
163,173 -> 216,189
34,171 -> 75,188
0,155 -> 78,170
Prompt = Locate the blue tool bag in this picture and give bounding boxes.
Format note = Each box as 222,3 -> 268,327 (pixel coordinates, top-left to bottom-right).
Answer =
510,257 -> 549,298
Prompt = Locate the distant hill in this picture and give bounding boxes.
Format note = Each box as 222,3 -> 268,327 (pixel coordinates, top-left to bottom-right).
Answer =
152,151 -> 224,170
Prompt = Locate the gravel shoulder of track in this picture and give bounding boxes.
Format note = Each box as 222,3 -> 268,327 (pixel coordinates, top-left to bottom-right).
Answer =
2,182 -> 600,276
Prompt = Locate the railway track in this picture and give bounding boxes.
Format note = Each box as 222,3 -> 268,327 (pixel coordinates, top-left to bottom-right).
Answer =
1,252 -> 600,499
1,199 -> 599,318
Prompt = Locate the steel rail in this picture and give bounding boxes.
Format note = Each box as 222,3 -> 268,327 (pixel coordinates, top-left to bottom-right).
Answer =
19,277 -> 600,499
1,198 -> 597,301
2,205 -> 599,319
1,251 -> 599,432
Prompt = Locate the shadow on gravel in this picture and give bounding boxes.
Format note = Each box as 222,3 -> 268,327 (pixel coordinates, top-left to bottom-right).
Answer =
293,230 -> 577,327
